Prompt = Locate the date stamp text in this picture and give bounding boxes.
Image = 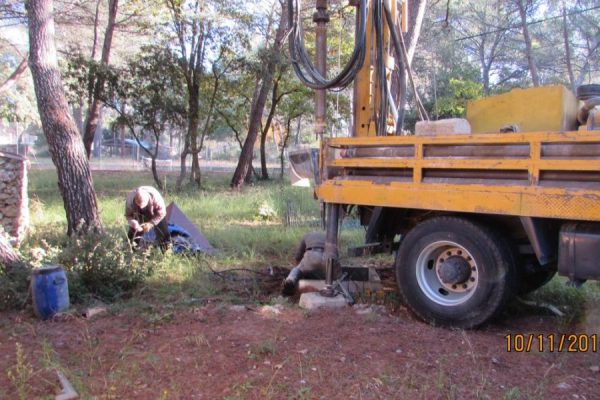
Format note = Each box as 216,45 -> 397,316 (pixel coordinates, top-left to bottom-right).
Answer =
505,334 -> 597,353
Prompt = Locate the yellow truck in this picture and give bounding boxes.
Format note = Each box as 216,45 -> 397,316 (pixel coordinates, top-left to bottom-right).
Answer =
287,0 -> 600,328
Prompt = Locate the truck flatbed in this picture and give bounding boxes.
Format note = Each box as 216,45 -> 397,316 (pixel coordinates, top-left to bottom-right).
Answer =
317,130 -> 600,221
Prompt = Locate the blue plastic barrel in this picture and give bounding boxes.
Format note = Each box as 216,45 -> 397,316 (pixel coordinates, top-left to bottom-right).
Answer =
31,265 -> 70,320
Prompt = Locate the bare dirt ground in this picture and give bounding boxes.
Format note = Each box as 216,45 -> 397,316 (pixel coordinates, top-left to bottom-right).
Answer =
1,296 -> 599,400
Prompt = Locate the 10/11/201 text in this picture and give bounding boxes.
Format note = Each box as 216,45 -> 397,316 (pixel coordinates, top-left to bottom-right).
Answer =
506,334 -> 597,353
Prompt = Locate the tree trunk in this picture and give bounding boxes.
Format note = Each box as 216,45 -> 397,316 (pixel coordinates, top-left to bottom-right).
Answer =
119,105 -> 126,156
226,118 -> 258,184
260,129 -> 269,180
279,146 -> 285,179
516,0 -> 540,87
166,0 -> 206,191
176,81 -> 201,191
83,0 -> 119,158
187,85 -> 202,187
280,117 -> 293,179
191,150 -> 201,186
294,116 -> 301,145
27,0 -> 102,235
481,46 -> 491,95
150,158 -> 163,190
232,79 -> 270,188
396,0 -> 427,130
245,165 -> 253,184
231,2 -> 287,189
259,79 -> 283,180
176,139 -> 189,191
92,108 -> 104,158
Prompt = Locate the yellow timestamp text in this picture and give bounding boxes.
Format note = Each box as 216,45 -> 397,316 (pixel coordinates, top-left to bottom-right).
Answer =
505,334 -> 597,353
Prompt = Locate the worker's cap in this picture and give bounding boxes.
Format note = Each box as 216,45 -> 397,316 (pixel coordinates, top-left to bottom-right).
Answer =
134,189 -> 150,208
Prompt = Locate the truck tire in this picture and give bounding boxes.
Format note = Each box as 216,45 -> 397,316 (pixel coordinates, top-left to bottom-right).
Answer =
395,216 -> 516,329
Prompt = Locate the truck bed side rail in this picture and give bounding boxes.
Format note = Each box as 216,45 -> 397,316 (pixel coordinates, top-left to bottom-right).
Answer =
317,131 -> 600,221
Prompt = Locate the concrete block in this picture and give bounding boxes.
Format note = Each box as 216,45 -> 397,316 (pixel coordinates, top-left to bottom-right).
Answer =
299,292 -> 348,310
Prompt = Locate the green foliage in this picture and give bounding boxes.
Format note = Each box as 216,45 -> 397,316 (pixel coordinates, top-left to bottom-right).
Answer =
62,51 -> 95,103
0,267 -> 30,311
248,339 -> 277,360
504,386 -> 523,400
523,276 -> 600,324
21,170 -> 327,307
64,44 -> 186,169
434,78 -> 483,118
58,232 -> 157,302
19,166 -> 600,325
257,200 -> 278,221
104,45 -> 187,138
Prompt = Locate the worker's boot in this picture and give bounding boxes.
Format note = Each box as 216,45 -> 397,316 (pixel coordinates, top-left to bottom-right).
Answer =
282,267 -> 301,296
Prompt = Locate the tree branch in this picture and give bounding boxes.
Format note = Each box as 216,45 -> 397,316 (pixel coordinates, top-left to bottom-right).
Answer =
0,54 -> 28,93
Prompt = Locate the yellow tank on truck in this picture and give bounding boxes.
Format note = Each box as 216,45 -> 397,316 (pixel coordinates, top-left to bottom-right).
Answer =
466,85 -> 579,134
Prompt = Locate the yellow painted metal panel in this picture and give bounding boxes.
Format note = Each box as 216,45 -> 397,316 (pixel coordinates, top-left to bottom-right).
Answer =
354,3 -> 374,138
317,129 -> 600,222
353,0 -> 396,137
316,180 -> 600,221
466,86 -> 579,133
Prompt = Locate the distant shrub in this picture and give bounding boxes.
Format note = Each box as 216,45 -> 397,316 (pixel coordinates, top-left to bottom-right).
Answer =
55,231 -> 157,302
256,200 -> 278,221
0,229 -> 163,310
436,78 -> 483,118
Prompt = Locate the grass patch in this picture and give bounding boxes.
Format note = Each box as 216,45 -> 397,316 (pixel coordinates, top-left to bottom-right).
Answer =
21,167 -> 600,323
518,277 -> 600,325
248,339 -> 278,360
20,169 -> 363,309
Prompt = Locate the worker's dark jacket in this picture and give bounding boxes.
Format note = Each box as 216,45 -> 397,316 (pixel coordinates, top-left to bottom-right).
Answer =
125,186 -> 169,245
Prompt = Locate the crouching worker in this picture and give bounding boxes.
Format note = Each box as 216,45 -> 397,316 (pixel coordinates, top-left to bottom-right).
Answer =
282,231 -> 337,296
125,186 -> 170,249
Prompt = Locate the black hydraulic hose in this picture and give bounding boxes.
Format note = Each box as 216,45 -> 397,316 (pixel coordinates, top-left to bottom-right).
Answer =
288,0 -> 413,134
287,0 -> 368,90
373,0 -> 387,135
382,1 -> 404,131
383,0 -> 429,123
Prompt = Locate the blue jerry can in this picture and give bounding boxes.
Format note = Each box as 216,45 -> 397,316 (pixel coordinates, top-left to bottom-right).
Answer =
31,265 -> 70,320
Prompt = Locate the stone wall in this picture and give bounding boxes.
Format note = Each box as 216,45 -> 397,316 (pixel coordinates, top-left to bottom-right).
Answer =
0,151 -> 29,245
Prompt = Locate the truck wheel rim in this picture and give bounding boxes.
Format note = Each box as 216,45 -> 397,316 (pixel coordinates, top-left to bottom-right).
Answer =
415,240 -> 478,306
